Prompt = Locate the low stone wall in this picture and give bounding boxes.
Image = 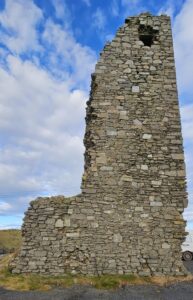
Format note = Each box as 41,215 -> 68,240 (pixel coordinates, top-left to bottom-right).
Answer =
11,196 -> 92,275
11,194 -> 187,276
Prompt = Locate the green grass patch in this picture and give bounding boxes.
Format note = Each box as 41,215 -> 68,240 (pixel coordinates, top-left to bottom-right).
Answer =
92,275 -> 121,289
0,255 -> 146,291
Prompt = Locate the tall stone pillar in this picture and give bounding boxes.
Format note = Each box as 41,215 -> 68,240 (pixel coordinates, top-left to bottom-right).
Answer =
12,13 -> 188,276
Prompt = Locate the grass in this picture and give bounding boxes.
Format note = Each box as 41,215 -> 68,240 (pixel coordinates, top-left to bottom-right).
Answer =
0,230 -> 21,252
0,254 -> 193,291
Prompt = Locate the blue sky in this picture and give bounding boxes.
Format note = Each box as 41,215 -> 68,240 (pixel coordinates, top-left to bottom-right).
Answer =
0,0 -> 192,230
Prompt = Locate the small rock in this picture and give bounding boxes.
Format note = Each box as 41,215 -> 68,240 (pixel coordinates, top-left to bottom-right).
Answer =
132,86 -> 140,93
113,233 -> 123,243
55,219 -> 64,228
142,134 -> 152,140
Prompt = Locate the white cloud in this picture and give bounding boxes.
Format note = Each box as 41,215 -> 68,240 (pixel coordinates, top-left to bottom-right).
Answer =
181,104 -> 193,121
0,0 -> 43,54
51,0 -> 71,23
181,104 -> 193,141
0,54 -> 88,206
42,20 -> 96,88
184,210 -> 193,222
0,1 -> 96,216
158,0 -> 181,18
92,8 -> 106,31
158,5 -> 175,19
173,0 -> 193,94
158,0 -> 184,18
111,0 -> 119,17
82,0 -> 91,7
184,188 -> 193,222
0,201 -> 12,213
184,211 -> 193,221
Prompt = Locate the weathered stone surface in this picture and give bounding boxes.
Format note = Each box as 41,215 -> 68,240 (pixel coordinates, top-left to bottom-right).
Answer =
113,234 -> 123,243
143,134 -> 152,140
55,219 -> 63,228
11,13 -> 188,277
132,86 -> 140,93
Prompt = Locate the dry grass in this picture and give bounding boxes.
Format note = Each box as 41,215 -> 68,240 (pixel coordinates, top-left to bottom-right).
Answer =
0,254 -> 192,291
150,274 -> 193,286
0,230 -> 21,252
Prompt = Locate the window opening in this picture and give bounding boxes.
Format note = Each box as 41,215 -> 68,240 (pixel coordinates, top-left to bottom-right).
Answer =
138,24 -> 159,47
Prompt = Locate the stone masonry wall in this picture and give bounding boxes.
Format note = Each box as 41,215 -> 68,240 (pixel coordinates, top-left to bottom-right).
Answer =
11,13 -> 188,276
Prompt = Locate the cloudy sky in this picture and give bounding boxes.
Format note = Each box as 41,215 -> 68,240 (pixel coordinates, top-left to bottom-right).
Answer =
0,0 -> 192,230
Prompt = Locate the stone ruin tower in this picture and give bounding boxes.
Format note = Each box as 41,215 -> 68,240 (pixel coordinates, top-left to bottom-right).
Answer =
12,13 -> 188,276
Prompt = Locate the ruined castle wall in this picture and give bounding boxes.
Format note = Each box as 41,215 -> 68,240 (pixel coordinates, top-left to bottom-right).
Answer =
12,13 -> 188,276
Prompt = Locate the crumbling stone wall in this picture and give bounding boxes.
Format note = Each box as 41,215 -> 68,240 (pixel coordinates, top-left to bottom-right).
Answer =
11,13 -> 188,276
